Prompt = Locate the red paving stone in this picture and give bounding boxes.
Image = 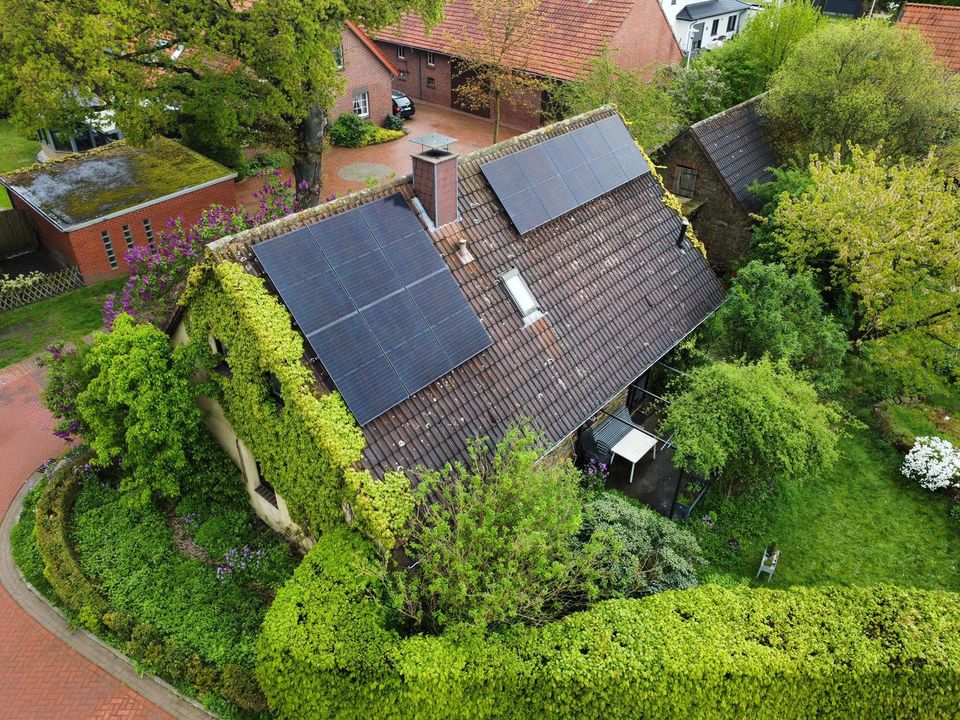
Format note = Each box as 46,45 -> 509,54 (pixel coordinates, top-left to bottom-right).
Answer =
0,360 -> 171,720
236,101 -> 518,210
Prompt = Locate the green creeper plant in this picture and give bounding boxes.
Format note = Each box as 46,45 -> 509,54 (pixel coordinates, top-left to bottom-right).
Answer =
661,358 -> 843,494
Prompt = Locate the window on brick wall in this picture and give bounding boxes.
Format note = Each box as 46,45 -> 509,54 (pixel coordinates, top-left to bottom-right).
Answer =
333,45 -> 344,70
353,90 -> 370,118
101,230 -> 118,269
674,166 -> 698,198
727,14 -> 737,32
426,76 -> 436,89
122,224 -> 134,250
397,44 -> 406,60
426,51 -> 435,67
143,218 -> 156,254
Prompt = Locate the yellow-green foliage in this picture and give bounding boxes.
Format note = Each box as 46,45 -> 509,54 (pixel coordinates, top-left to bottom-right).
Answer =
344,468 -> 414,551
183,261 -> 365,535
258,527 -> 960,720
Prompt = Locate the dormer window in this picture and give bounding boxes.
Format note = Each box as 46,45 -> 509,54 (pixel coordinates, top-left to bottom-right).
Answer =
501,268 -> 544,326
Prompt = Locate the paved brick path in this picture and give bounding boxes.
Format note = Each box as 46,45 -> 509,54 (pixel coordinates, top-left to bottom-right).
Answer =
0,360 -> 174,720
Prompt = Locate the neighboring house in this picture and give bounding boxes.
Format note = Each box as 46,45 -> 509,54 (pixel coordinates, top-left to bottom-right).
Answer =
173,107 -> 723,536
330,22 -> 401,124
661,0 -> 754,54
898,3 -> 960,73
816,0 -> 865,18
0,138 -> 235,282
372,0 -> 682,130
36,110 -> 123,160
654,96 -> 776,272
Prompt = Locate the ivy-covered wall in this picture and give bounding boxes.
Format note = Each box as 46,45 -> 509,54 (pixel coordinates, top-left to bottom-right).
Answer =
180,261 -> 370,538
258,527 -> 960,720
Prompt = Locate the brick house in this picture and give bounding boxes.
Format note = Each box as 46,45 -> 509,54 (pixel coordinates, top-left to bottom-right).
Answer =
898,3 -> 960,73
173,107 -> 723,535
654,96 -> 775,272
330,22 -> 401,125
1,138 -> 235,283
371,0 -> 682,131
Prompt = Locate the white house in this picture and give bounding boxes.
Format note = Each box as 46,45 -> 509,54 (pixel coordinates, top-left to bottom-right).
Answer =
659,0 -> 755,54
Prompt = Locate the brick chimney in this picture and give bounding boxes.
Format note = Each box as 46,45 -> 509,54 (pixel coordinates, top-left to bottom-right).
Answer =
410,133 -> 459,228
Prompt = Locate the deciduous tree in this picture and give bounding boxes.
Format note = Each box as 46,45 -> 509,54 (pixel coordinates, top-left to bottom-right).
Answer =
0,0 -> 443,205
449,0 -> 546,143
762,18 -> 960,160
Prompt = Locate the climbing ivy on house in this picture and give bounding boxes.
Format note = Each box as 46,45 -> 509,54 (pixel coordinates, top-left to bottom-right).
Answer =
181,260 -> 371,536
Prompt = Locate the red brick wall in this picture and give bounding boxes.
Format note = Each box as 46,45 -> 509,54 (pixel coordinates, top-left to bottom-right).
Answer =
609,0 -> 683,75
11,178 -> 236,283
332,29 -> 396,125
381,43 -> 454,109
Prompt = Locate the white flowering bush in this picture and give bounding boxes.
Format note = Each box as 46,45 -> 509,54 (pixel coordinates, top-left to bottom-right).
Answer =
901,436 -> 960,492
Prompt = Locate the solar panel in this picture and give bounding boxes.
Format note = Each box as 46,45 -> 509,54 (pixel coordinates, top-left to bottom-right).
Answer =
480,114 -> 650,235
253,193 -> 492,426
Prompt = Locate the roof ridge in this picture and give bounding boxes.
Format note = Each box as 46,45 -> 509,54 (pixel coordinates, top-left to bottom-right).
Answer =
902,2 -> 960,8
690,92 -> 766,135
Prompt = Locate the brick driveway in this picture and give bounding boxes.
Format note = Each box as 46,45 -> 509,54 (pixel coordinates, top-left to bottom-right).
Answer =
237,101 -> 519,209
0,360 -> 171,720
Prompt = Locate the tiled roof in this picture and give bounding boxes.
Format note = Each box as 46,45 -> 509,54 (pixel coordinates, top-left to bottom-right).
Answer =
899,3 -> 960,73
676,0 -> 751,21
689,96 -> 776,214
372,0 -> 675,81
212,108 -> 724,476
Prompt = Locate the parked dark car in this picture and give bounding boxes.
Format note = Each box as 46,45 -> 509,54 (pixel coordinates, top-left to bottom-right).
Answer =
392,90 -> 415,119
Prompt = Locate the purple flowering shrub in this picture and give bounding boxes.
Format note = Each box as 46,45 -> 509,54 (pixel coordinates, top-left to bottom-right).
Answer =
582,457 -> 610,491
103,168 -> 303,329
36,343 -> 92,443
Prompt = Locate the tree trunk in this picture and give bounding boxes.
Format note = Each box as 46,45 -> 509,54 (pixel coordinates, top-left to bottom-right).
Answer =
493,91 -> 501,144
292,103 -> 327,208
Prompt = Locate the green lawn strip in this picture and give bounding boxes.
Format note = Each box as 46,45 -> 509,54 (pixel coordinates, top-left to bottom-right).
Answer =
695,413 -> 960,591
0,278 -> 122,368
0,119 -> 40,209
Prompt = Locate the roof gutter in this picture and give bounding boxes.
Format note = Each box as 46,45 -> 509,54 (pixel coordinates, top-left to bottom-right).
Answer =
1,172 -> 237,233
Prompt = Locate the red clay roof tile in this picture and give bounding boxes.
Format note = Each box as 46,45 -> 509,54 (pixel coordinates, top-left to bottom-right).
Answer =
899,3 -> 960,73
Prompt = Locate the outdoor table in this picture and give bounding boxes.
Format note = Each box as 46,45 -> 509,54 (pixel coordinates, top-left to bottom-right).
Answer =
609,429 -> 659,484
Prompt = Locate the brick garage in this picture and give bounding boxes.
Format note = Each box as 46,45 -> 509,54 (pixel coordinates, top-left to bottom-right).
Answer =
1,138 -> 235,283
331,22 -> 401,126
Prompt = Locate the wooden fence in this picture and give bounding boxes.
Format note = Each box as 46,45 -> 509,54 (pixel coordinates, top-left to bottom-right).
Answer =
0,209 -> 38,259
0,266 -> 85,311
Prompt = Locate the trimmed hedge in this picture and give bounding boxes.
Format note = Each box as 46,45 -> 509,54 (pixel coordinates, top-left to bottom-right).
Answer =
33,458 -> 110,630
258,527 -> 960,719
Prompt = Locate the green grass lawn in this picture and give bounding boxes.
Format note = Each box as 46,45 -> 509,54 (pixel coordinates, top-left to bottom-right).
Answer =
0,278 -> 122,368
0,119 -> 40,208
694,381 -> 960,592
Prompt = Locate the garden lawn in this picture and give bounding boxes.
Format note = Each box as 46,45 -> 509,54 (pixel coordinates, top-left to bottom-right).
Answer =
0,278 -> 122,368
0,120 -> 39,208
695,409 -> 960,591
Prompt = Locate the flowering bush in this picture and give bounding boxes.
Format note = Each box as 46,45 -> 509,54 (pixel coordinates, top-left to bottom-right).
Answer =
36,343 -> 90,443
902,436 -> 960,492
103,168 -> 302,329
582,457 -> 610,491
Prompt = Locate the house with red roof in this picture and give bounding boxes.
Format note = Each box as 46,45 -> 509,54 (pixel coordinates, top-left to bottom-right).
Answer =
371,0 -> 682,130
898,3 -> 960,73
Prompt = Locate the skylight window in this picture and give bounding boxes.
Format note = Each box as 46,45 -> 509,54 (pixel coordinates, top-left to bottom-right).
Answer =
501,268 -> 543,326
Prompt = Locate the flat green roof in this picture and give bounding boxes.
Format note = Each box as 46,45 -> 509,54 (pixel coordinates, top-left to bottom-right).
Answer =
1,137 -> 235,230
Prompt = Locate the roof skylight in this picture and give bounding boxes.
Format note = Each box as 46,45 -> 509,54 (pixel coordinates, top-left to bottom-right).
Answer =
501,268 -> 544,326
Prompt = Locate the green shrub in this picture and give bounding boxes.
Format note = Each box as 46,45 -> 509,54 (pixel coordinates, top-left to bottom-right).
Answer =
220,664 -> 269,712
329,112 -> 368,147
10,478 -> 55,600
33,459 -> 110,631
384,113 -> 405,131
258,527 -> 960,720
364,126 -> 405,145
576,492 -> 702,599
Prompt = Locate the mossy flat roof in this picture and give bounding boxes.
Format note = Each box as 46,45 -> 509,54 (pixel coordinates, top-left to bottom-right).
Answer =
0,137 -> 235,230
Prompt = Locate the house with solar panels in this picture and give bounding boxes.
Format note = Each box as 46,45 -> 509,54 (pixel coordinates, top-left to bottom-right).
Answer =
172,106 -> 723,538
653,95 -> 776,272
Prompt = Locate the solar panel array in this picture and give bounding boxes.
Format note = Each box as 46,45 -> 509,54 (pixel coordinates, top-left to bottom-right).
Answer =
252,193 -> 492,426
480,115 -> 650,235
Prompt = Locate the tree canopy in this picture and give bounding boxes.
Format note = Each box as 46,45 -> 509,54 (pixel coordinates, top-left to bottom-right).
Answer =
766,146 -> 960,358
661,359 -> 843,494
702,261 -> 848,388
761,18 -> 960,160
0,0 -> 443,204
549,45 -> 680,149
